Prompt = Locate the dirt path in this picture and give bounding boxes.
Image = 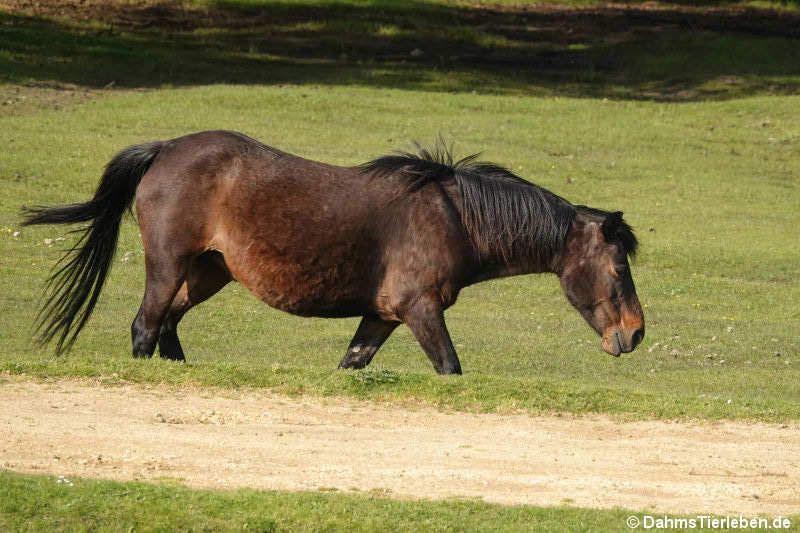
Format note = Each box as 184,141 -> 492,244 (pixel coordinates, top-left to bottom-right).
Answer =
2,379 -> 798,516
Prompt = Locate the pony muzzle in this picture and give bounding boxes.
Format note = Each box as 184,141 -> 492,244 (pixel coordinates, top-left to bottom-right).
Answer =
602,326 -> 644,356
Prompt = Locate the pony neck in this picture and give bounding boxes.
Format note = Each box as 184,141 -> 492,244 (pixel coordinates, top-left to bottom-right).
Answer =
466,247 -> 562,285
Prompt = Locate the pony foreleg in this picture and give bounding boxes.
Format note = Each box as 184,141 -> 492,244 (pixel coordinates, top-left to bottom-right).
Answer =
338,315 -> 399,370
403,298 -> 462,375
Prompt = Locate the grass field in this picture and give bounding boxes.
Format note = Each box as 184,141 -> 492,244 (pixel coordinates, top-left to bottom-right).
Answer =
2,470 -> 797,532
2,0 -> 800,104
1,0 -> 799,530
2,85 -> 798,421
5,470 -> 748,533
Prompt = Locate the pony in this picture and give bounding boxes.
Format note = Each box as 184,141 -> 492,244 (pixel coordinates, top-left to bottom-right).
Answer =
23,131 -> 644,374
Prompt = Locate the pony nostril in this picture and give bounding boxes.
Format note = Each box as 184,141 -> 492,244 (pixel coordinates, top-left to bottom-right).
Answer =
631,328 -> 644,349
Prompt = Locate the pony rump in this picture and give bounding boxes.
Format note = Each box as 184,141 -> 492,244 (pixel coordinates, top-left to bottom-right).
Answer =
361,140 -> 576,267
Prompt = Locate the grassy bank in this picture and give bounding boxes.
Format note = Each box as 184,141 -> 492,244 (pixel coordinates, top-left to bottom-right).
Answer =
2,85 -> 798,421
5,470 -> 785,532
2,0 -> 799,108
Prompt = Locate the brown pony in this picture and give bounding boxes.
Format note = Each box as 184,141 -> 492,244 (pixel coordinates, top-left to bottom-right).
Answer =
23,131 -> 644,374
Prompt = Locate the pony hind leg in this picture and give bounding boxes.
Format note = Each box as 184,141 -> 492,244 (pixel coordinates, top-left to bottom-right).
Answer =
338,315 -> 399,370
131,251 -> 190,359
158,250 -> 232,361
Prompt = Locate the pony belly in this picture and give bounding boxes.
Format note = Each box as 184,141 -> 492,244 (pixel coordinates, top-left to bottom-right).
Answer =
223,249 -> 374,318
251,275 -> 370,318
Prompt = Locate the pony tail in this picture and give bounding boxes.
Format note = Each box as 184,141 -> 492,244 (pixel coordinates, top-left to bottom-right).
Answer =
21,141 -> 163,353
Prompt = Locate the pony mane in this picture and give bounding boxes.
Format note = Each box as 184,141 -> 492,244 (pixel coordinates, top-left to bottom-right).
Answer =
360,141 -> 577,266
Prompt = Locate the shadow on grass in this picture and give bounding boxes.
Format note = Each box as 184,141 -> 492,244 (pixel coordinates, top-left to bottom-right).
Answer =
1,0 -> 799,100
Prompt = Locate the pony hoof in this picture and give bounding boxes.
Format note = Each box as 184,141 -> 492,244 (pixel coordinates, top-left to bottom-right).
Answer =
159,353 -> 186,362
338,360 -> 368,370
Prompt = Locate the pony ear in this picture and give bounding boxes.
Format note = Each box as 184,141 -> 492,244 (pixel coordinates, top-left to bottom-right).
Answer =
601,211 -> 623,242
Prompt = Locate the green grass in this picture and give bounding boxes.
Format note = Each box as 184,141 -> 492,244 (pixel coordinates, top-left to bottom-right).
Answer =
0,0 -> 798,423
1,3 -> 798,529
2,0 -> 799,104
5,470 -> 792,532
1,85 -> 798,421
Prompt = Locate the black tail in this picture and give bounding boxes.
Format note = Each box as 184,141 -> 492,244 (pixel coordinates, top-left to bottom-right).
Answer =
22,141 -> 164,353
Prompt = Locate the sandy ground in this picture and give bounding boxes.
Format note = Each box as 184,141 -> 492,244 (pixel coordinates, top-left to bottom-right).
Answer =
1,378 -> 799,516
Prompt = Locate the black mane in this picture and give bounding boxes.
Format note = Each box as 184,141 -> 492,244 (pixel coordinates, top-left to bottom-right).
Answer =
361,142 -> 578,267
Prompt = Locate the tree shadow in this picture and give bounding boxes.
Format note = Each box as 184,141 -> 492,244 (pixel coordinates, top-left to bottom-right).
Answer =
1,0 -> 799,100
